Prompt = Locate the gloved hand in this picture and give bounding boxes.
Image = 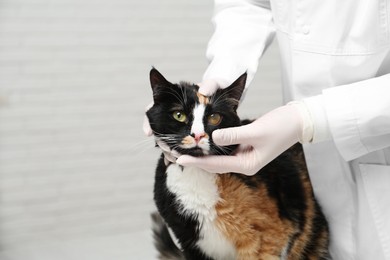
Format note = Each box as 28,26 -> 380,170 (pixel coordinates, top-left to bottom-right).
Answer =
197,78 -> 229,96
143,102 -> 154,137
157,139 -> 181,165
176,103 -> 313,175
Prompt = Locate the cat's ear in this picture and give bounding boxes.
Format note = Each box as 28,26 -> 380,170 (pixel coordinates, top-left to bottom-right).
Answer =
150,68 -> 171,94
222,72 -> 247,102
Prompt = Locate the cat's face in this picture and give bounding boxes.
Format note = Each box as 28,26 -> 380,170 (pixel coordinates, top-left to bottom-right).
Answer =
146,68 -> 246,157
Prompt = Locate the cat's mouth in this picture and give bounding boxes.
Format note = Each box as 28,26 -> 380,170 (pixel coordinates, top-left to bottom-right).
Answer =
175,134 -> 210,157
155,137 -> 209,158
177,147 -> 208,157
158,134 -> 238,157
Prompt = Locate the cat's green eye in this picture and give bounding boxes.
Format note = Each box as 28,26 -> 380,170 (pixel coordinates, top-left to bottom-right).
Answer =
208,113 -> 222,126
172,111 -> 187,123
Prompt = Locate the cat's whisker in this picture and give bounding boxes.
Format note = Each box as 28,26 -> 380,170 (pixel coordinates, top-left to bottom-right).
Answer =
152,130 -> 181,137
213,144 -> 232,156
210,88 -> 235,107
115,140 -> 156,157
128,138 -> 155,150
155,137 -> 180,144
134,145 -> 157,156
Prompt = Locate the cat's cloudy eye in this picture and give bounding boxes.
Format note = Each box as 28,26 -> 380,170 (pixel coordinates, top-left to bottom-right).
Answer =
172,111 -> 187,123
208,113 -> 222,126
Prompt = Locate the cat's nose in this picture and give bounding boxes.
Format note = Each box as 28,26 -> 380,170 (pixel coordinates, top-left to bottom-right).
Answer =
193,133 -> 206,143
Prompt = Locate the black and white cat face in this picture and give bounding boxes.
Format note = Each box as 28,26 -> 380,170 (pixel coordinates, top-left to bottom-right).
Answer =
146,68 -> 246,157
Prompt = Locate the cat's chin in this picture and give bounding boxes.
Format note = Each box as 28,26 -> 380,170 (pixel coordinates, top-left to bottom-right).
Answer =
179,147 -> 207,157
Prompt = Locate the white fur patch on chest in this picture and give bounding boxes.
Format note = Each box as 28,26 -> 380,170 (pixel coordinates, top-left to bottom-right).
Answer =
166,164 -> 237,260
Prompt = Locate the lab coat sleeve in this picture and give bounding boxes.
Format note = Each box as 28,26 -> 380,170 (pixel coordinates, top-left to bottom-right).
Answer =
203,0 -> 275,87
305,74 -> 390,161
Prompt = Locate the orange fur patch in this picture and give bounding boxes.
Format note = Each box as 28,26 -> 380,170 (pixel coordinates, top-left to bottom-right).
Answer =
287,172 -> 315,259
182,136 -> 195,145
215,174 -> 291,259
181,134 -> 210,145
287,149 -> 328,259
213,148 -> 328,259
196,92 -> 209,105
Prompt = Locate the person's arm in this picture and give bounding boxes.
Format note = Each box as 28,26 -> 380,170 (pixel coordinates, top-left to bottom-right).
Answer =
305,73 -> 390,161
200,0 -> 275,95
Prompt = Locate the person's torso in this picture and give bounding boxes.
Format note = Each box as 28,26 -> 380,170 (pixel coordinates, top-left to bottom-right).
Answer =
266,1 -> 390,259
269,0 -> 390,99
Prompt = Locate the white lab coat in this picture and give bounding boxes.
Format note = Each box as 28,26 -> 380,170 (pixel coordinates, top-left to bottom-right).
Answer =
203,0 -> 390,259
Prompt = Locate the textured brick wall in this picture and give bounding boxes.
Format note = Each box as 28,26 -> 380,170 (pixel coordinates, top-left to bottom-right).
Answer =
0,0 -> 281,257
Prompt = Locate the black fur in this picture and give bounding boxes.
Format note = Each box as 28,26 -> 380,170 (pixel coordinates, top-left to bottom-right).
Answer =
151,145 -> 329,259
151,211 -> 185,260
147,68 -> 245,158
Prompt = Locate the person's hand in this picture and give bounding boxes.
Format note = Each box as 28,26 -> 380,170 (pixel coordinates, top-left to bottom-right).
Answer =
143,102 -> 154,137
156,139 -> 181,165
176,103 -> 313,175
197,78 -> 229,96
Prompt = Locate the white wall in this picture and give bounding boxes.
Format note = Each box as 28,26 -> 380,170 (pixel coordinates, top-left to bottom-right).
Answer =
0,0 -> 281,259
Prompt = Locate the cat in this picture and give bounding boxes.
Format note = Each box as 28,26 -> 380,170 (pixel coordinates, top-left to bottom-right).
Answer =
146,68 -> 330,260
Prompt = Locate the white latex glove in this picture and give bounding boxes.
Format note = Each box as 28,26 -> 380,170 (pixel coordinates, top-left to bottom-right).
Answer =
197,78 -> 229,96
143,102 -> 154,137
156,139 -> 181,165
176,103 -> 313,175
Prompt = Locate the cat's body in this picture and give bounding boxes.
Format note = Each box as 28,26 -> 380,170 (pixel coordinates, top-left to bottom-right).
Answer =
147,68 -> 329,260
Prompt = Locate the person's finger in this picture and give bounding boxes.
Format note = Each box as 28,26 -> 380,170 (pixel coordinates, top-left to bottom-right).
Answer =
156,139 -> 171,153
176,152 -> 259,175
156,139 -> 180,165
197,79 -> 221,96
143,102 -> 154,136
176,155 -> 228,173
163,151 -> 177,165
171,149 -> 181,158
212,123 -> 259,146
143,116 -> 153,136
164,157 -> 169,166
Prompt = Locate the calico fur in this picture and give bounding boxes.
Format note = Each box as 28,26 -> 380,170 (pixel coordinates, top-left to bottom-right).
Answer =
147,68 -> 329,260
